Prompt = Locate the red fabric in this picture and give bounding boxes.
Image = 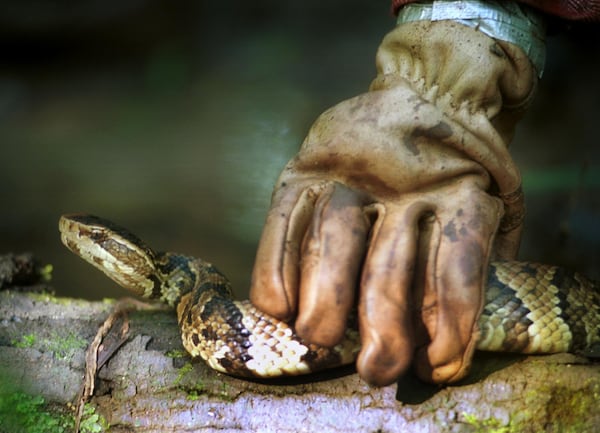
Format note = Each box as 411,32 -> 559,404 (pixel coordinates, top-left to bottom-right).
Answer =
391,0 -> 600,21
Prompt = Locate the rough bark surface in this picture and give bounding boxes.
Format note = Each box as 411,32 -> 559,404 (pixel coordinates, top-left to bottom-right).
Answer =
1,255 -> 599,432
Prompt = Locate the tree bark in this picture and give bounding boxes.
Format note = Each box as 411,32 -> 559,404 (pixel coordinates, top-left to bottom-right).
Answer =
1,256 -> 599,432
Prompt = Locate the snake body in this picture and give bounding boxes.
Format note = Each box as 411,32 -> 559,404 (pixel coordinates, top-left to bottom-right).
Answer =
59,213 -> 600,378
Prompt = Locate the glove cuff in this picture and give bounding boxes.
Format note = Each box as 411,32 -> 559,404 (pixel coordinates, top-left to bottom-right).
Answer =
396,0 -> 546,77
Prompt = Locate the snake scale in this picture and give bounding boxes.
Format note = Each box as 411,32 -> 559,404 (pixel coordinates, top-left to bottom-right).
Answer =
59,213 -> 600,379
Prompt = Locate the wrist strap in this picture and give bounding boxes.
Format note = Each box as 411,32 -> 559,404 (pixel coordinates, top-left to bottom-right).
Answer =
396,0 -> 546,77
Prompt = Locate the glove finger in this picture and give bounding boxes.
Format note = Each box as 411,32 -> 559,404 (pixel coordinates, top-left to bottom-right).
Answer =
294,183 -> 369,346
414,192 -> 503,383
494,187 -> 525,260
250,180 -> 328,320
356,200 -> 430,386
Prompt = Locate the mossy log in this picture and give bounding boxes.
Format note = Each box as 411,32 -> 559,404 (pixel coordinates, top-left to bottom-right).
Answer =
1,255 -> 599,432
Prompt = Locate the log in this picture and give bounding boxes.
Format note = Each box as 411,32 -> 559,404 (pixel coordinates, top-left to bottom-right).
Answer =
1,254 -> 599,432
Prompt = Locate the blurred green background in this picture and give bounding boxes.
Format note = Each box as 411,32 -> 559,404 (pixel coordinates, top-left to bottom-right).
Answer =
1,1 -> 599,300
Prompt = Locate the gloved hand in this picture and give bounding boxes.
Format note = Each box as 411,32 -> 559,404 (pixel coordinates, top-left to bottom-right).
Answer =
250,19 -> 537,386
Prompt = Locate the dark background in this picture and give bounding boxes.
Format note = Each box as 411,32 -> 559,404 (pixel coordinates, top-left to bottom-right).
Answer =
1,1 -> 599,300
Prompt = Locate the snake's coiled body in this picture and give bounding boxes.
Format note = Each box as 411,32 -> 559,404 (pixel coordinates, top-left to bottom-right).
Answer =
59,214 -> 600,378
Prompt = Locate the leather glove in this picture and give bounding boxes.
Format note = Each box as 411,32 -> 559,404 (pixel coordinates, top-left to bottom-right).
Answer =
250,19 -> 537,386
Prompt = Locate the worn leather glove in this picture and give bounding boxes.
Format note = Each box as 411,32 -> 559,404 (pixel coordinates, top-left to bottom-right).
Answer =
250,19 -> 537,386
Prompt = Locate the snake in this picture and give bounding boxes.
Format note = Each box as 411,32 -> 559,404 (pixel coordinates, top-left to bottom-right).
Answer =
58,213 -> 600,379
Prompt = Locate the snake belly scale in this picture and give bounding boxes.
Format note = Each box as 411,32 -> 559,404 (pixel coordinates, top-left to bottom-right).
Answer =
59,213 -> 600,378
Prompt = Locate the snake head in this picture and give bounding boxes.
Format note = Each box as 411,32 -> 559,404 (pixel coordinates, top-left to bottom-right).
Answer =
59,213 -> 160,297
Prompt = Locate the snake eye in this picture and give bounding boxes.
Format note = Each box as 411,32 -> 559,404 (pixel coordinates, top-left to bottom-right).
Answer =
89,229 -> 105,241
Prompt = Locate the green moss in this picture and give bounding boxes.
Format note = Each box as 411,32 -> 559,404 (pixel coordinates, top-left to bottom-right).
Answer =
217,382 -> 235,402
183,383 -> 206,401
165,349 -> 188,359
9,329 -> 88,361
46,331 -> 88,360
25,291 -> 110,308
544,383 -> 600,432
463,381 -> 600,433
173,362 -> 194,386
12,334 -> 37,348
0,391 -> 110,433
184,384 -> 206,400
39,264 -> 53,283
26,291 -> 62,303
0,392 -> 73,433
462,412 -> 510,433
173,362 -> 206,400
79,403 -> 110,433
